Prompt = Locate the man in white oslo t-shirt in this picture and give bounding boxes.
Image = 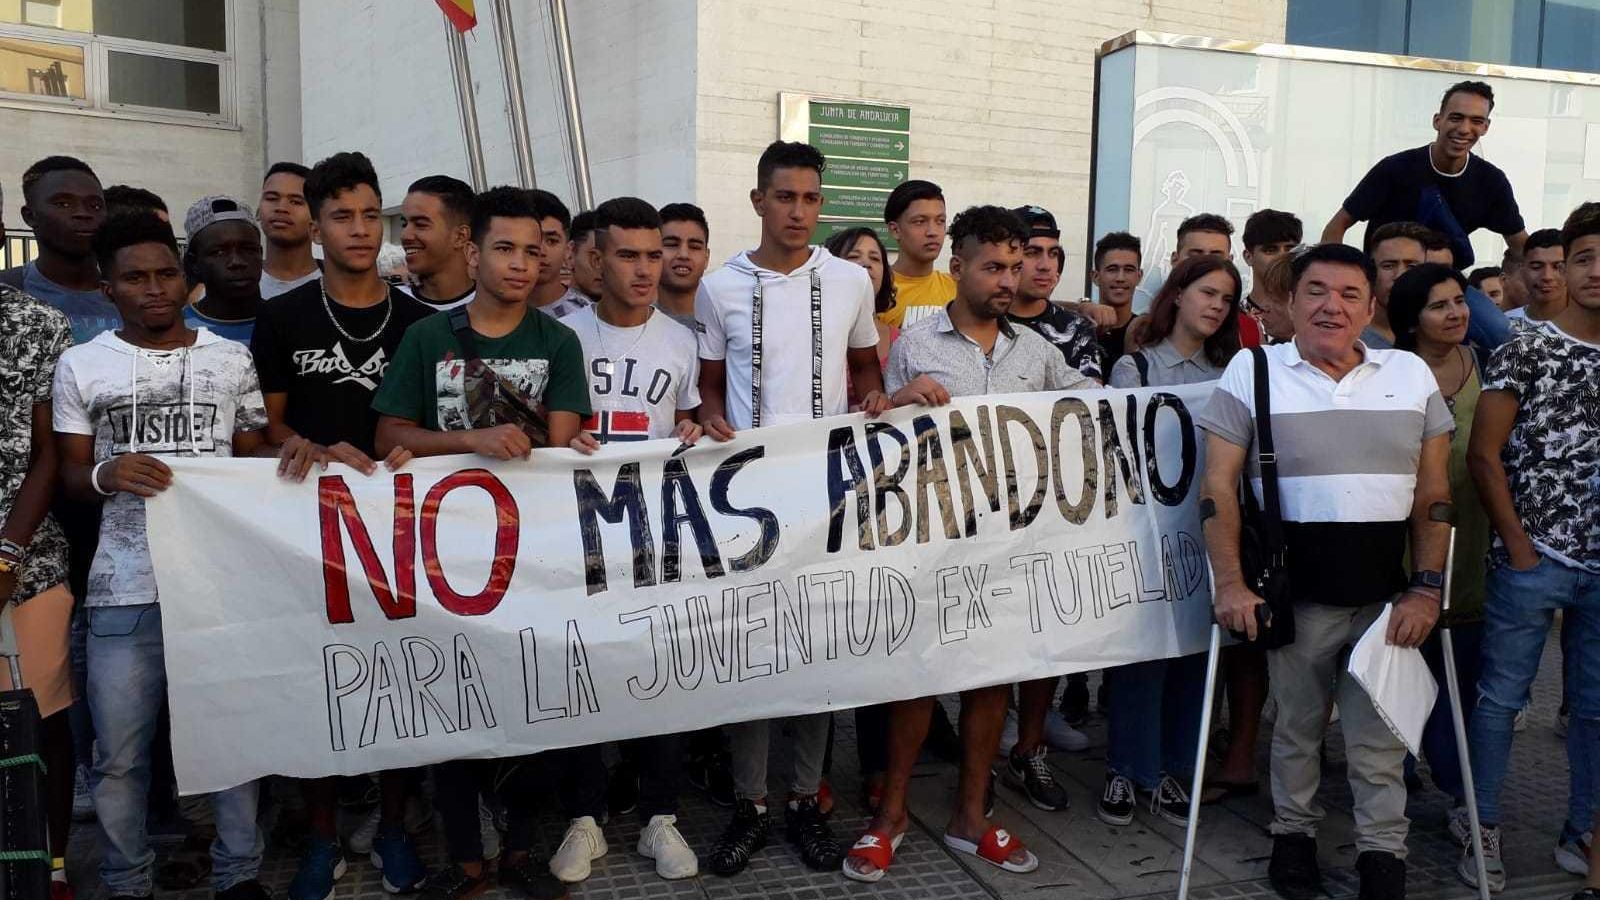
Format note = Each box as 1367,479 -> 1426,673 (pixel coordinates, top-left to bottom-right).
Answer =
694,140 -> 888,878
560,197 -> 703,883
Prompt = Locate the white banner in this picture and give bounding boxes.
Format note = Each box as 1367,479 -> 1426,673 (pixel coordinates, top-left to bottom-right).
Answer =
148,384 -> 1218,794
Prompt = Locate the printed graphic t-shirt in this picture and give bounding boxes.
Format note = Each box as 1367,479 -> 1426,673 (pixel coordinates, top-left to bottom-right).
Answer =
250,281 -> 432,455
0,286 -> 73,603
4,263 -> 121,344
1482,322 -> 1600,572
372,306 -> 591,432
881,268 -> 956,329
563,305 -> 701,442
52,330 -> 268,607
1008,302 -> 1104,381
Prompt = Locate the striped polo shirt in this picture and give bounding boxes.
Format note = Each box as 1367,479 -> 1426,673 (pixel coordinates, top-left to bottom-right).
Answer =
1196,340 -> 1453,607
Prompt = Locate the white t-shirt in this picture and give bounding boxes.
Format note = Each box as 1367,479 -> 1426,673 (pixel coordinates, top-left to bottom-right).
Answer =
398,282 -> 476,311
52,329 -> 268,607
260,268 -> 319,300
565,304 -> 701,442
695,246 -> 877,430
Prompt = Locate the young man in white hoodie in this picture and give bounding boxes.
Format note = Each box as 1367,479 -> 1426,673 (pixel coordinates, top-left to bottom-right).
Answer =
695,140 -> 889,876
52,212 -> 273,900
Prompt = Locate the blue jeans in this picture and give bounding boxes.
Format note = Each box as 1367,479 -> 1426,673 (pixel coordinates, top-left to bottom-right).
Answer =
1469,556 -> 1600,829
87,604 -> 263,894
1420,621 -> 1483,805
1464,285 -> 1511,350
1105,652 -> 1208,789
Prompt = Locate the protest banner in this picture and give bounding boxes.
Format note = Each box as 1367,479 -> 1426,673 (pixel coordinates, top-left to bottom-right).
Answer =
147,383 -> 1217,794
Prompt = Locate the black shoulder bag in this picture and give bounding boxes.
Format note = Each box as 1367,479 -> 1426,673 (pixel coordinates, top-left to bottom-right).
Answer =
1234,346 -> 1295,649
446,307 -> 550,446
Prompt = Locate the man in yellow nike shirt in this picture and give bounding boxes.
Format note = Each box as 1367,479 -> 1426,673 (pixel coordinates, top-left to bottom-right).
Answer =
880,180 -> 956,329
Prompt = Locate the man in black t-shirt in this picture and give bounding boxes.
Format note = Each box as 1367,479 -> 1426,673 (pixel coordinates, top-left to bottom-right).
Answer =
248,151 -> 432,900
1323,80 -> 1527,269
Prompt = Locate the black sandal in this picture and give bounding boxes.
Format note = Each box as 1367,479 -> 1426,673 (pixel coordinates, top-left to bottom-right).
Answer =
708,799 -> 769,876
786,796 -> 843,871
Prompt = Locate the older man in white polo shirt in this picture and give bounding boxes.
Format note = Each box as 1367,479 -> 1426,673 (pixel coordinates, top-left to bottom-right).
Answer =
1196,242 -> 1453,900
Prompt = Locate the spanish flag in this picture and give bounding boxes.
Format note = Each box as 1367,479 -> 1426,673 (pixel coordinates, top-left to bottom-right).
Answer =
436,0 -> 475,32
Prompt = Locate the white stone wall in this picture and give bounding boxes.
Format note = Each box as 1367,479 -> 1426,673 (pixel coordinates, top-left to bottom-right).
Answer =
297,0 -> 697,216
694,0 -> 1286,287
0,0 -> 287,240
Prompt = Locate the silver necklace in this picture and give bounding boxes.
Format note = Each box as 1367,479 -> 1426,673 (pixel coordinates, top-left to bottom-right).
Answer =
591,307 -> 652,377
321,280 -> 392,343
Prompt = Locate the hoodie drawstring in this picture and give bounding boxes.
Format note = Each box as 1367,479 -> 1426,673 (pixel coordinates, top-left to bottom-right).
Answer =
747,266 -> 823,427
127,343 -> 203,456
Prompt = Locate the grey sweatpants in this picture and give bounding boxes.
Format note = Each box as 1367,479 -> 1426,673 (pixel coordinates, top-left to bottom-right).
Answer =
728,713 -> 831,801
1267,601 -> 1411,857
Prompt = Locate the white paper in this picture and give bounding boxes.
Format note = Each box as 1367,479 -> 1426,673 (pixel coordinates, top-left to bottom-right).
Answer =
1347,604 -> 1438,755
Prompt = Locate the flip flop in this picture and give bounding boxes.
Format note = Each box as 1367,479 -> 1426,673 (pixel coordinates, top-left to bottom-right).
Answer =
842,829 -> 905,883
944,825 -> 1038,874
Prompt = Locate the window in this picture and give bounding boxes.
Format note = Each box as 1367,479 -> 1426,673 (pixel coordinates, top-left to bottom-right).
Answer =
1287,0 -> 1600,74
0,0 -> 233,125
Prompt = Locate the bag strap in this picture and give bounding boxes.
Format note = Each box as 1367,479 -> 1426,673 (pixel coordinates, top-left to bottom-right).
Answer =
446,306 -> 482,365
1249,346 -> 1286,564
749,267 -> 823,428
1132,350 -> 1149,387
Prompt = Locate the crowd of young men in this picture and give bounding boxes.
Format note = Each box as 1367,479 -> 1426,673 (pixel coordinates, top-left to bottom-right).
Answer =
1,75 -> 1597,900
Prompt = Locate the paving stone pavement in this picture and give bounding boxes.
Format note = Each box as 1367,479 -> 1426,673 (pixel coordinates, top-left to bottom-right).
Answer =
68,628 -> 1582,900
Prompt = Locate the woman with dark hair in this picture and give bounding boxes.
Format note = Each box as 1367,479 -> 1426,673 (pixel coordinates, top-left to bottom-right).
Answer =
1386,262 -> 1490,836
825,226 -> 898,363
1095,254 -> 1241,827
1110,254 -> 1242,388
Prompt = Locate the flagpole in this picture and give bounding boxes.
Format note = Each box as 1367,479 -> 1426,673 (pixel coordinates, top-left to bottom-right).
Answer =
442,18 -> 487,191
548,0 -> 593,209
489,0 -> 538,189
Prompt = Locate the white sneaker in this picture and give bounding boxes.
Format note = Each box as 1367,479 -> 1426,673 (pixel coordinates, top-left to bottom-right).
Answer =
1043,708 -> 1090,752
1555,828 -> 1592,876
549,815 -> 607,883
998,709 -> 1020,757
1458,824 -> 1506,893
347,808 -> 381,855
478,797 -> 501,862
638,814 -> 698,879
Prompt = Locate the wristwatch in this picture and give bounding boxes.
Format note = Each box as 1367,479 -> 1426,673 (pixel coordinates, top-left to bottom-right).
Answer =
1409,570 -> 1444,591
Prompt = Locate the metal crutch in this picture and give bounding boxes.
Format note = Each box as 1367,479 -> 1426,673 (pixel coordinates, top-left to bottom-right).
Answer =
1434,507 -> 1492,900
1178,561 -> 1224,900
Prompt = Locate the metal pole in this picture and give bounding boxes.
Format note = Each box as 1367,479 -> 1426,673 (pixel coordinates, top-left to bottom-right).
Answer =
1439,528 -> 1493,900
489,0 -> 537,189
1179,557 -> 1224,900
548,0 -> 594,209
443,21 -> 487,191
1178,621 -> 1222,900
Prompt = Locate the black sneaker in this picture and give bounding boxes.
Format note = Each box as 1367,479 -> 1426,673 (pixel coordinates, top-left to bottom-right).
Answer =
498,856 -> 569,900
1268,833 -> 1323,900
1149,774 -> 1192,827
1005,747 -> 1070,812
1098,774 -> 1136,826
420,865 -> 489,900
215,881 -> 271,900
1356,850 -> 1405,900
688,748 -> 735,808
607,758 -> 639,818
785,795 -> 843,871
708,799 -> 769,876
1061,674 -> 1090,726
